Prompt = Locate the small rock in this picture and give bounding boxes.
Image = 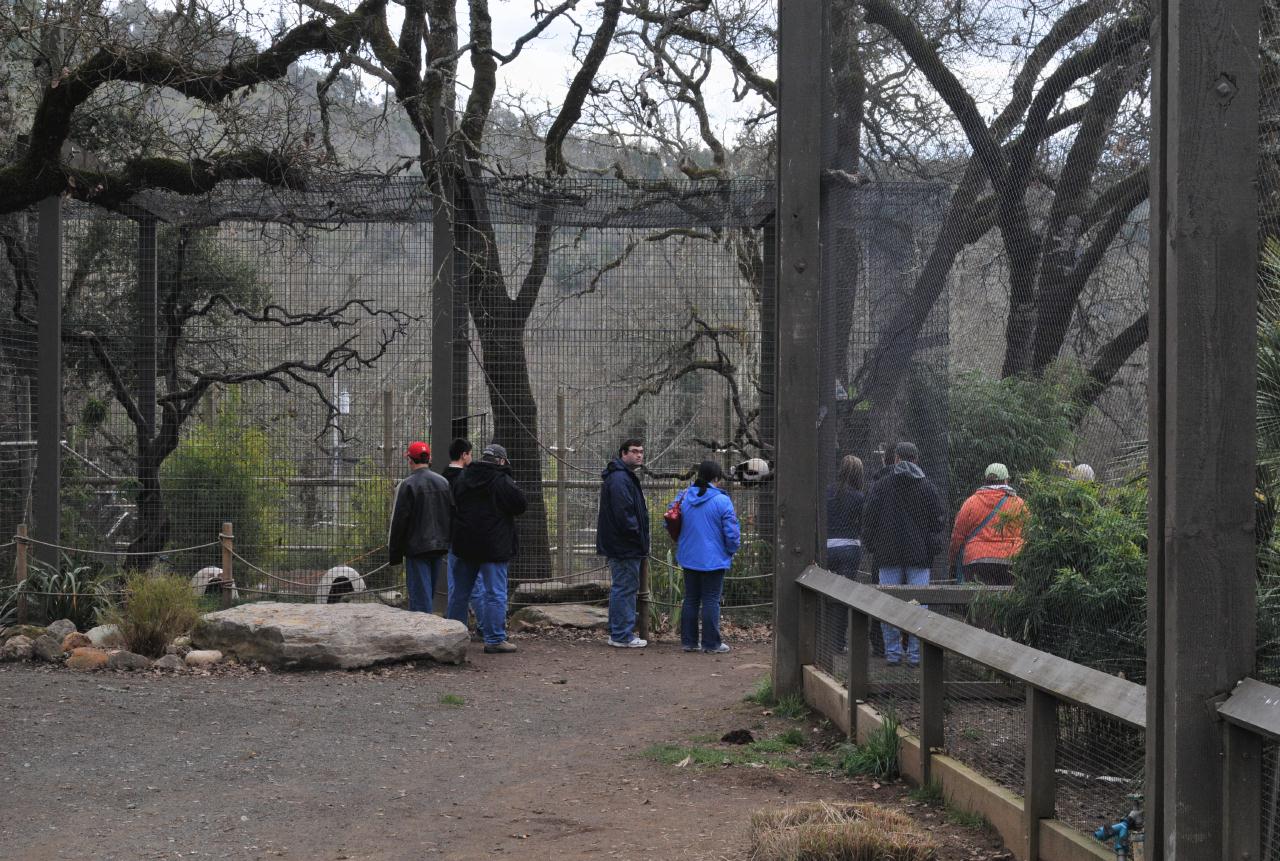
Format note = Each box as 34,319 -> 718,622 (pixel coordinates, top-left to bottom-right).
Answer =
152,654 -> 185,672
65,647 -> 109,671
0,635 -> 34,661
106,650 -> 153,671
31,634 -> 65,662
721,729 -> 755,745
165,635 -> 193,657
45,619 -> 77,640
185,649 -> 223,667
86,625 -> 125,649
1,624 -> 47,643
62,632 -> 92,652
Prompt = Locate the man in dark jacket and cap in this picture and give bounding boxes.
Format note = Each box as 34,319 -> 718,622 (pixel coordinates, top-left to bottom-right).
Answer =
388,441 -> 454,613
863,441 -> 946,667
596,438 -> 650,648
448,443 -> 527,653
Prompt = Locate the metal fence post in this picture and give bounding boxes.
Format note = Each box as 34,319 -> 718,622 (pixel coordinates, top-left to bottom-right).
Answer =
1024,688 -> 1058,861
919,641 -> 945,786
382,389 -> 394,477
556,388 -> 568,580
430,104 -> 455,474
35,196 -> 61,569
220,521 -> 234,608
15,524 -> 29,624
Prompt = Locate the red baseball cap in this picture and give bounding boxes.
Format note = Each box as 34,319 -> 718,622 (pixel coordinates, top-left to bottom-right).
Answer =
405,441 -> 431,462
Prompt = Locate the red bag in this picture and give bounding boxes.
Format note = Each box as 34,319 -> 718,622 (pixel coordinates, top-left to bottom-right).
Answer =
664,492 -> 685,541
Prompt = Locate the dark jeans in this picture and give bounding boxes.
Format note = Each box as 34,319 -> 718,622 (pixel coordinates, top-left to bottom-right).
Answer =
681,568 -> 726,650
826,544 -> 863,650
965,561 -> 1014,586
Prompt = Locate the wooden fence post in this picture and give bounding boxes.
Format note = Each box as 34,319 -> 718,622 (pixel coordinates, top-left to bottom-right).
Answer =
15,524 -> 29,624
382,389 -> 394,477
919,642 -> 945,786
1023,688 -> 1058,861
556,388 -> 568,580
637,558 -> 650,641
220,521 -> 234,608
846,607 -> 869,739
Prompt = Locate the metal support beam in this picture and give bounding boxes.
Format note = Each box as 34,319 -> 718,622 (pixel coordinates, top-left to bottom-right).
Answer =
431,106 -> 455,471
35,197 -> 61,566
773,0 -> 827,697
1147,2 -> 1259,857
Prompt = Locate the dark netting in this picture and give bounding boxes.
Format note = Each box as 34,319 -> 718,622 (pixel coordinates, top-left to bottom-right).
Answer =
0,211 -> 38,587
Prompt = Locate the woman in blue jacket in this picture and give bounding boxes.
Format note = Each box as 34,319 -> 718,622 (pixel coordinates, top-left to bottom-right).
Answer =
670,460 -> 741,653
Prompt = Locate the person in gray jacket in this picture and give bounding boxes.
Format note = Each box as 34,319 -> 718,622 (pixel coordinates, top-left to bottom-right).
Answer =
388,441 -> 454,612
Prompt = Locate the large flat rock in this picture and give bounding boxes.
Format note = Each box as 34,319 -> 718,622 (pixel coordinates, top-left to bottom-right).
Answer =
191,603 -> 468,669
511,604 -> 609,630
512,579 -> 611,605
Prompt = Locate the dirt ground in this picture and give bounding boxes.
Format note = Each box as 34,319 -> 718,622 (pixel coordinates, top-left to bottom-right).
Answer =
0,631 -> 1011,861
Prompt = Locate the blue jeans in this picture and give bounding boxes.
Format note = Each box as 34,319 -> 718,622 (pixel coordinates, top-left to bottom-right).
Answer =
877,565 -> 930,664
447,552 -> 486,626
827,545 -> 863,650
607,557 -> 642,643
405,555 -> 444,613
447,558 -> 509,645
681,568 -> 726,650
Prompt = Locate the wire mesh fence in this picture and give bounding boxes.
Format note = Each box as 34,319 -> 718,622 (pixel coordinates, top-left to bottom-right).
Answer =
1265,739 -> 1280,861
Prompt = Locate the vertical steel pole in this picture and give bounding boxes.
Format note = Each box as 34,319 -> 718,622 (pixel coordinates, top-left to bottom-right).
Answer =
773,0 -> 827,696
1148,2 -> 1259,858
431,105 -> 455,473
35,197 -> 61,567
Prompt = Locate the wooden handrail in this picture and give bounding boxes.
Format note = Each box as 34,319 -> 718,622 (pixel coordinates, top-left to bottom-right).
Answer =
1217,677 -> 1280,741
875,584 -> 1011,605
797,565 -> 1146,728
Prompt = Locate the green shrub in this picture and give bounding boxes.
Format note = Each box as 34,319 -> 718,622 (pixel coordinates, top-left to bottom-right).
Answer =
161,406 -> 292,564
839,711 -> 900,779
746,676 -> 776,706
976,473 -> 1148,680
17,557 -> 117,630
103,573 -> 201,658
773,692 -> 810,721
948,370 -> 1077,510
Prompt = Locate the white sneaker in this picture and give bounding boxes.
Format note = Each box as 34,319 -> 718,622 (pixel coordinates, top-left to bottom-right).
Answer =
703,643 -> 731,654
608,637 -> 648,648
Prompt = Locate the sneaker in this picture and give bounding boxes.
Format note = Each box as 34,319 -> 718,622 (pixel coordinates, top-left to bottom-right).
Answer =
608,637 -> 648,649
682,646 -> 699,653
703,643 -> 731,654
483,641 -> 517,654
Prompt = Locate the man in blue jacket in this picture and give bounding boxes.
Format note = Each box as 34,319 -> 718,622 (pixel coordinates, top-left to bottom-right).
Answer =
596,438 -> 649,648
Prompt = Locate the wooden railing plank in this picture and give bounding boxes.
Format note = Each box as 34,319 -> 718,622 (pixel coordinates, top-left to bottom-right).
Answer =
798,566 -> 1146,727
876,584 -> 1011,605
1217,677 -> 1280,740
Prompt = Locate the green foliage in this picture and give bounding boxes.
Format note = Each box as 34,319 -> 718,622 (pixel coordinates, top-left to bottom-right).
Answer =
746,676 -> 775,705
1258,238 -> 1280,475
772,693 -> 810,721
976,473 -> 1148,680
838,712 -> 900,780
907,780 -> 944,805
777,727 -> 806,746
945,806 -> 991,830
101,573 -> 201,658
948,370 -> 1077,510
345,461 -> 394,561
161,406 -> 292,563
17,557 -> 116,630
438,693 -> 465,707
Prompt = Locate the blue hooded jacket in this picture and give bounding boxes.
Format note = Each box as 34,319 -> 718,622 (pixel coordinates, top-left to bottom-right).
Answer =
671,484 -> 741,572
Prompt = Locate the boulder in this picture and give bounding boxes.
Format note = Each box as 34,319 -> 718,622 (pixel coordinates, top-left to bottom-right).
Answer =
185,650 -> 223,668
45,619 -> 77,640
85,625 -> 125,649
512,579 -> 611,606
66,648 -> 109,671
191,602 -> 469,669
165,635 -> 192,657
510,604 -> 609,630
62,632 -> 92,652
0,635 -> 34,661
31,634 -> 65,662
106,650 -> 153,671
1,625 -> 47,643
152,654 -> 185,672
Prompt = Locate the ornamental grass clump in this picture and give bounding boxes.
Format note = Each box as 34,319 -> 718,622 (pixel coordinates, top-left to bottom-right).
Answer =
104,573 -> 201,658
748,801 -> 936,861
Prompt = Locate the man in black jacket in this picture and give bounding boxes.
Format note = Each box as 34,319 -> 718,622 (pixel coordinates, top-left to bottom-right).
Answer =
596,438 -> 650,648
448,443 -> 528,653
388,441 -> 454,613
862,441 -> 945,667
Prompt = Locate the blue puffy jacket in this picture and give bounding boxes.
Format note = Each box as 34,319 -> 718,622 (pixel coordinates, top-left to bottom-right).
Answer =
671,484 -> 741,572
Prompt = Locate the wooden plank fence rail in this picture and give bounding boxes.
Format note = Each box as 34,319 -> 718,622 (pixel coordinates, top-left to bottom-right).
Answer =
1217,677 -> 1280,741
874,584 -> 1012,605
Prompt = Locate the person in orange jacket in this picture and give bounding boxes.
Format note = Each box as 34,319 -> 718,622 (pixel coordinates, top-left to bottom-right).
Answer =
948,463 -> 1028,585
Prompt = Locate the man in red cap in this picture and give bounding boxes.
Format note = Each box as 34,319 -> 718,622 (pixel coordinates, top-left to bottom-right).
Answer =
388,441 -> 454,612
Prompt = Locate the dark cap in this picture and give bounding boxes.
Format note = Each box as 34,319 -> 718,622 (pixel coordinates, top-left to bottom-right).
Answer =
482,443 -> 508,462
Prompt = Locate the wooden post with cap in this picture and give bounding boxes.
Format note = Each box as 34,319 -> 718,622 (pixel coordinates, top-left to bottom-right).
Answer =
15,524 -> 29,624
220,521 -> 235,608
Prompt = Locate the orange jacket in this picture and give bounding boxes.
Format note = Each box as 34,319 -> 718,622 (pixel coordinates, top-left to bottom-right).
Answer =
948,486 -> 1027,565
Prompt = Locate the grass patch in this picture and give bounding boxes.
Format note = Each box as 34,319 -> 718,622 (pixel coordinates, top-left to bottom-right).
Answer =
101,573 -> 201,658
438,694 -> 465,707
945,806 -> 991,830
748,801 -> 936,861
746,676 -> 775,705
772,693 -> 810,721
838,712 -> 900,780
643,742 -> 801,771
778,727 -> 806,746
907,780 -> 944,805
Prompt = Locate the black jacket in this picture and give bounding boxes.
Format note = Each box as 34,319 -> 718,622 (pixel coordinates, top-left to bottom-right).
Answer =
450,461 -> 528,563
388,468 -> 454,564
596,458 -> 649,559
443,465 -> 464,487
863,461 -> 946,567
826,486 -> 865,541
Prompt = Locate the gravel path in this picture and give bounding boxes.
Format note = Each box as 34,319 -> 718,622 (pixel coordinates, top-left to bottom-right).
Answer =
0,635 -> 1006,860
